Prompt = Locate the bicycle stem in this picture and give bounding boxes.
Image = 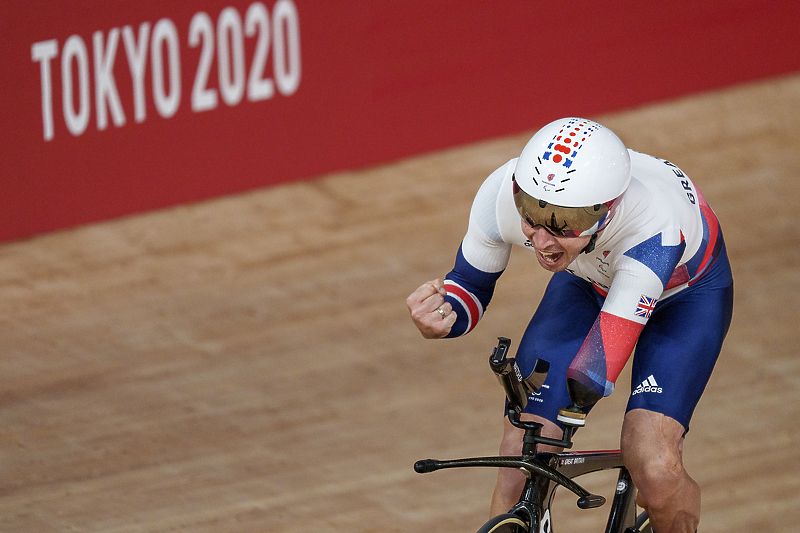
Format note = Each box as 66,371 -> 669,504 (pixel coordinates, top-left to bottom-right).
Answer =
509,406 -> 578,454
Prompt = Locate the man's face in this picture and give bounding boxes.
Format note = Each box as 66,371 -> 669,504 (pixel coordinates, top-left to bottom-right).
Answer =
520,219 -> 592,272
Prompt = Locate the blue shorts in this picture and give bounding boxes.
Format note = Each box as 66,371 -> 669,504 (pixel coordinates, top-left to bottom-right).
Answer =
513,243 -> 734,431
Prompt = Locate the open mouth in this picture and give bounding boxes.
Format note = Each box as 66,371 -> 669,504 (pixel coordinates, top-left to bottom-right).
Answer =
539,250 -> 564,264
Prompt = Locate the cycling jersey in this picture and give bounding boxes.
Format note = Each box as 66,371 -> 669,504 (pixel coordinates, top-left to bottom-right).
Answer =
442,150 -> 733,421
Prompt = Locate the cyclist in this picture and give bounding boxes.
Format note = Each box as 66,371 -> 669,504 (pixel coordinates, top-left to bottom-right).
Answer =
406,118 -> 733,533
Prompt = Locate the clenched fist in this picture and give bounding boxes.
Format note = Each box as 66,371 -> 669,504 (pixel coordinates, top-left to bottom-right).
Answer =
406,279 -> 458,339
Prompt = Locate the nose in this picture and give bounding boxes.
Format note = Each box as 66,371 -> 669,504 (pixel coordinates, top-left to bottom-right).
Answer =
527,226 -> 558,248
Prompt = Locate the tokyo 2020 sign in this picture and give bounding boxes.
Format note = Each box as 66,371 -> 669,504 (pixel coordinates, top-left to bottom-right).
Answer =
2,1 -> 798,241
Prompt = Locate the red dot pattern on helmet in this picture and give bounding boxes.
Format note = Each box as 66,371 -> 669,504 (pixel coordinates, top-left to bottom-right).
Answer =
542,119 -> 601,168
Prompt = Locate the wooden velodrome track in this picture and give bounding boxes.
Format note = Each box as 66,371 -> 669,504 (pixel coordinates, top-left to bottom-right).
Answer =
2,74 -> 799,532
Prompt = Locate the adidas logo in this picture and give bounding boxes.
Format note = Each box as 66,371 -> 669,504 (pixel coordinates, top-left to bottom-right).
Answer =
632,375 -> 662,395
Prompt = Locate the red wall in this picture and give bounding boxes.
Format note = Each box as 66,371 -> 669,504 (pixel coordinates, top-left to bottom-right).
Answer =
2,1 -> 799,242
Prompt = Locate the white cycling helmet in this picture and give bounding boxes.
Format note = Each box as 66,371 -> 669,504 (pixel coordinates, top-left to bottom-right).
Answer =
512,117 -> 631,238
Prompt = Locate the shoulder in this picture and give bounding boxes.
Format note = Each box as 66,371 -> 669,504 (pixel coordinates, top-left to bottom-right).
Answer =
461,158 -> 527,257
475,158 -> 517,201
628,149 -> 660,169
628,150 -> 696,197
595,152 -> 703,275
469,158 -> 520,239
618,151 -> 700,224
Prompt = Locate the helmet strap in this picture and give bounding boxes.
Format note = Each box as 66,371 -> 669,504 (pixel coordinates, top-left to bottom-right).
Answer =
581,233 -> 598,254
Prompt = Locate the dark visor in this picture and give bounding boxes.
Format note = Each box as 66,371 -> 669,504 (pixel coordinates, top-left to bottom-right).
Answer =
512,175 -> 610,237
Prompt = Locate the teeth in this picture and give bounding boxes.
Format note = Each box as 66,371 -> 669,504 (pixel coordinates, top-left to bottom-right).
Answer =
540,251 -> 561,263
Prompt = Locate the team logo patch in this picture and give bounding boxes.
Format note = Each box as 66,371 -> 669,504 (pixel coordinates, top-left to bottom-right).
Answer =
634,295 -> 657,318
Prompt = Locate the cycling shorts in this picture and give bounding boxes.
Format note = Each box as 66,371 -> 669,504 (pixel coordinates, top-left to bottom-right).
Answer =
513,242 -> 734,431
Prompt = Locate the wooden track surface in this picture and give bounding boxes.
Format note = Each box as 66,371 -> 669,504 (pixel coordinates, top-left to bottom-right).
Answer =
2,74 -> 799,532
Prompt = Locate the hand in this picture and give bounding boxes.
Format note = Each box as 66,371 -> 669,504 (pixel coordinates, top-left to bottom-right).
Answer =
406,279 -> 457,339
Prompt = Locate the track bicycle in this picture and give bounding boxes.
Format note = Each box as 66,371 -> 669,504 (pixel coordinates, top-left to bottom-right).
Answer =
414,337 -> 652,533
